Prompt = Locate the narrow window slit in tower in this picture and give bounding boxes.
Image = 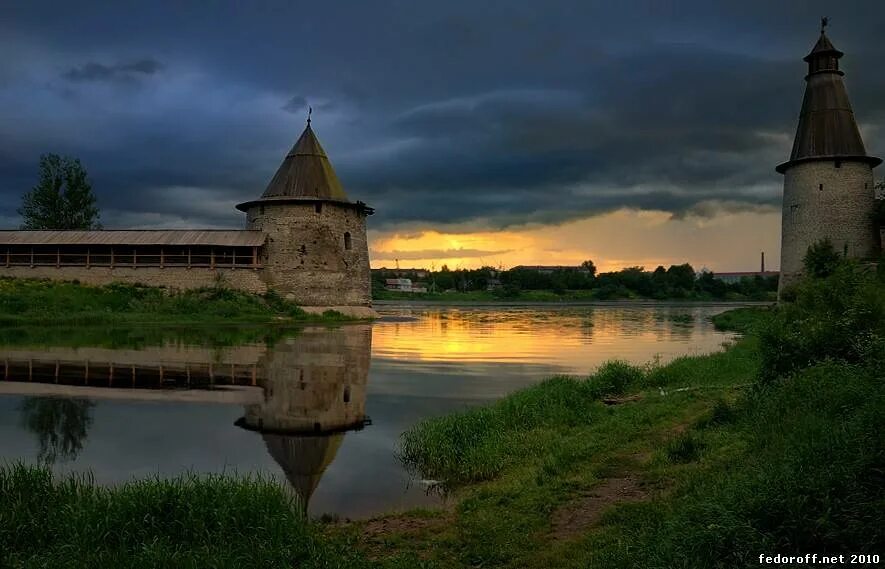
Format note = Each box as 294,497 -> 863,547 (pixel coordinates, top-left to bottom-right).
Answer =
315,203 -> 322,214
344,232 -> 352,250
819,184 -> 823,191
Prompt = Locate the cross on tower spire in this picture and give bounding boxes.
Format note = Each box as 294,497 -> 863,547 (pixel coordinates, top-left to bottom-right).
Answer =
821,16 -> 829,34
307,106 -> 312,126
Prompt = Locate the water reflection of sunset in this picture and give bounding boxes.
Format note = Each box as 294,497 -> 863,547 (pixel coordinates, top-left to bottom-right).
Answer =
372,306 -> 734,376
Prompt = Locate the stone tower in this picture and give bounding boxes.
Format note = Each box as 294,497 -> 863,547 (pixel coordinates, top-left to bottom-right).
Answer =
777,23 -> 881,294
237,119 -> 374,307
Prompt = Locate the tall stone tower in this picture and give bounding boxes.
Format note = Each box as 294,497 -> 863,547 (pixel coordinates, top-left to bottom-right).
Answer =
237,118 -> 374,307
777,22 -> 881,294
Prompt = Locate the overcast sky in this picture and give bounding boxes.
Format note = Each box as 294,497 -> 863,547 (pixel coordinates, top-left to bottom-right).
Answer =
2,1 -> 884,270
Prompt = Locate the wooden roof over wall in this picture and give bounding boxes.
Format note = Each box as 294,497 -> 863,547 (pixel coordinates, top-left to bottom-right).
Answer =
0,230 -> 266,247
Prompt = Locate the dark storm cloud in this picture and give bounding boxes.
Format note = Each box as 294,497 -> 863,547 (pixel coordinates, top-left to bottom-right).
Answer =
1,0 -> 884,230
282,95 -> 308,113
63,59 -> 164,82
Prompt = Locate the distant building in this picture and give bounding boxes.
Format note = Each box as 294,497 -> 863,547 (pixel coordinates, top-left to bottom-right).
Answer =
372,268 -> 428,278
385,278 -> 412,291
384,278 -> 427,293
711,271 -> 780,285
710,252 -> 778,284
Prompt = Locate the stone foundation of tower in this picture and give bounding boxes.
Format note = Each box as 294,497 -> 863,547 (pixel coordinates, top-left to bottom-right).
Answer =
245,201 -> 372,307
779,160 -> 877,293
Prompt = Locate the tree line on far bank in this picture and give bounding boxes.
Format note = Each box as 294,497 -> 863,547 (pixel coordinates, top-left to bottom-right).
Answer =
373,262 -> 779,301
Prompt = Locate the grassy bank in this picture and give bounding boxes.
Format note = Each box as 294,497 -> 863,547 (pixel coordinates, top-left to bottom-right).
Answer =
0,277 -> 358,325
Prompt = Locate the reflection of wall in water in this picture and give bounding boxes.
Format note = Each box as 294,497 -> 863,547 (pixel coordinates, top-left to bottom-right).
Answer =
241,324 -> 371,433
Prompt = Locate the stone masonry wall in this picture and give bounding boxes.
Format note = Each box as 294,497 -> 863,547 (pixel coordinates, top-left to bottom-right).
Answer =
0,265 -> 267,294
246,202 -> 371,306
780,160 -> 877,293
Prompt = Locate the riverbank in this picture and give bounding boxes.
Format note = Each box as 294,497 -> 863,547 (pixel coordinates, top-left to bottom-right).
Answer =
2,265 -> 880,567
375,298 -> 774,308
0,277 -> 364,325
374,288 -> 777,303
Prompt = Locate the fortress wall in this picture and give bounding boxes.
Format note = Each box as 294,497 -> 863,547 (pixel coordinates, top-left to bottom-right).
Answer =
779,160 -> 877,292
0,265 -> 267,294
246,202 -> 371,306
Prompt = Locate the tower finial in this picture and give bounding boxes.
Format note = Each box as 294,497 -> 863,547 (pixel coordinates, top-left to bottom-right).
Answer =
821,16 -> 829,34
307,106 -> 312,126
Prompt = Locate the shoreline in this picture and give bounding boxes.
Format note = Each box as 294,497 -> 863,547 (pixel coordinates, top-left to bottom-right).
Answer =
374,298 -> 775,308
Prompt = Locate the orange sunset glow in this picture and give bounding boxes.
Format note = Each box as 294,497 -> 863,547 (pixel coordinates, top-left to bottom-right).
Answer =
369,206 -> 781,273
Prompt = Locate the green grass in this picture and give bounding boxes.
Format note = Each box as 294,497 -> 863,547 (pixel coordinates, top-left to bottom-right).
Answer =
0,465 -> 376,569
0,277 -> 362,325
710,305 -> 773,333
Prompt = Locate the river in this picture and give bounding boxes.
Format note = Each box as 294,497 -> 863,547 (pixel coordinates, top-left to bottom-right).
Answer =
0,303 -> 744,519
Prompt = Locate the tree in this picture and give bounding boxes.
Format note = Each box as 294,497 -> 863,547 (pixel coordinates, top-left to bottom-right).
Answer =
18,154 -> 100,230
580,259 -> 597,279
803,238 -> 841,278
666,263 -> 696,291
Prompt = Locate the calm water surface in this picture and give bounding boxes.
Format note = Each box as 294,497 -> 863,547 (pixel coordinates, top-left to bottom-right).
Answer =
0,304 -> 742,518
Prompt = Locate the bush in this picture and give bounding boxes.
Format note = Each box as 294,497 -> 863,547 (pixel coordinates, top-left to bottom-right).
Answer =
758,262 -> 885,382
802,238 -> 841,278
586,360 -> 645,398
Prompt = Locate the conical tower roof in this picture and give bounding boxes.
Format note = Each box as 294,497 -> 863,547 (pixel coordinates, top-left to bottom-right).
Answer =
262,122 -> 349,201
777,25 -> 881,173
263,433 -> 344,508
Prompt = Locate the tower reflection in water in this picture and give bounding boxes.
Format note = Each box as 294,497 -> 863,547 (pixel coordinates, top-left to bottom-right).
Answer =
236,324 -> 372,507
3,324 -> 372,508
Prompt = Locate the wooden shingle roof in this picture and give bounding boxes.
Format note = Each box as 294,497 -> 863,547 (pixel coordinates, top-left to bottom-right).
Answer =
0,230 -> 266,247
777,29 -> 881,173
261,123 -> 349,201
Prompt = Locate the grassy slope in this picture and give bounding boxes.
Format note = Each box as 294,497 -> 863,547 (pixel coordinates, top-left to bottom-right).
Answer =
365,333 -> 764,567
0,277 -> 359,325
